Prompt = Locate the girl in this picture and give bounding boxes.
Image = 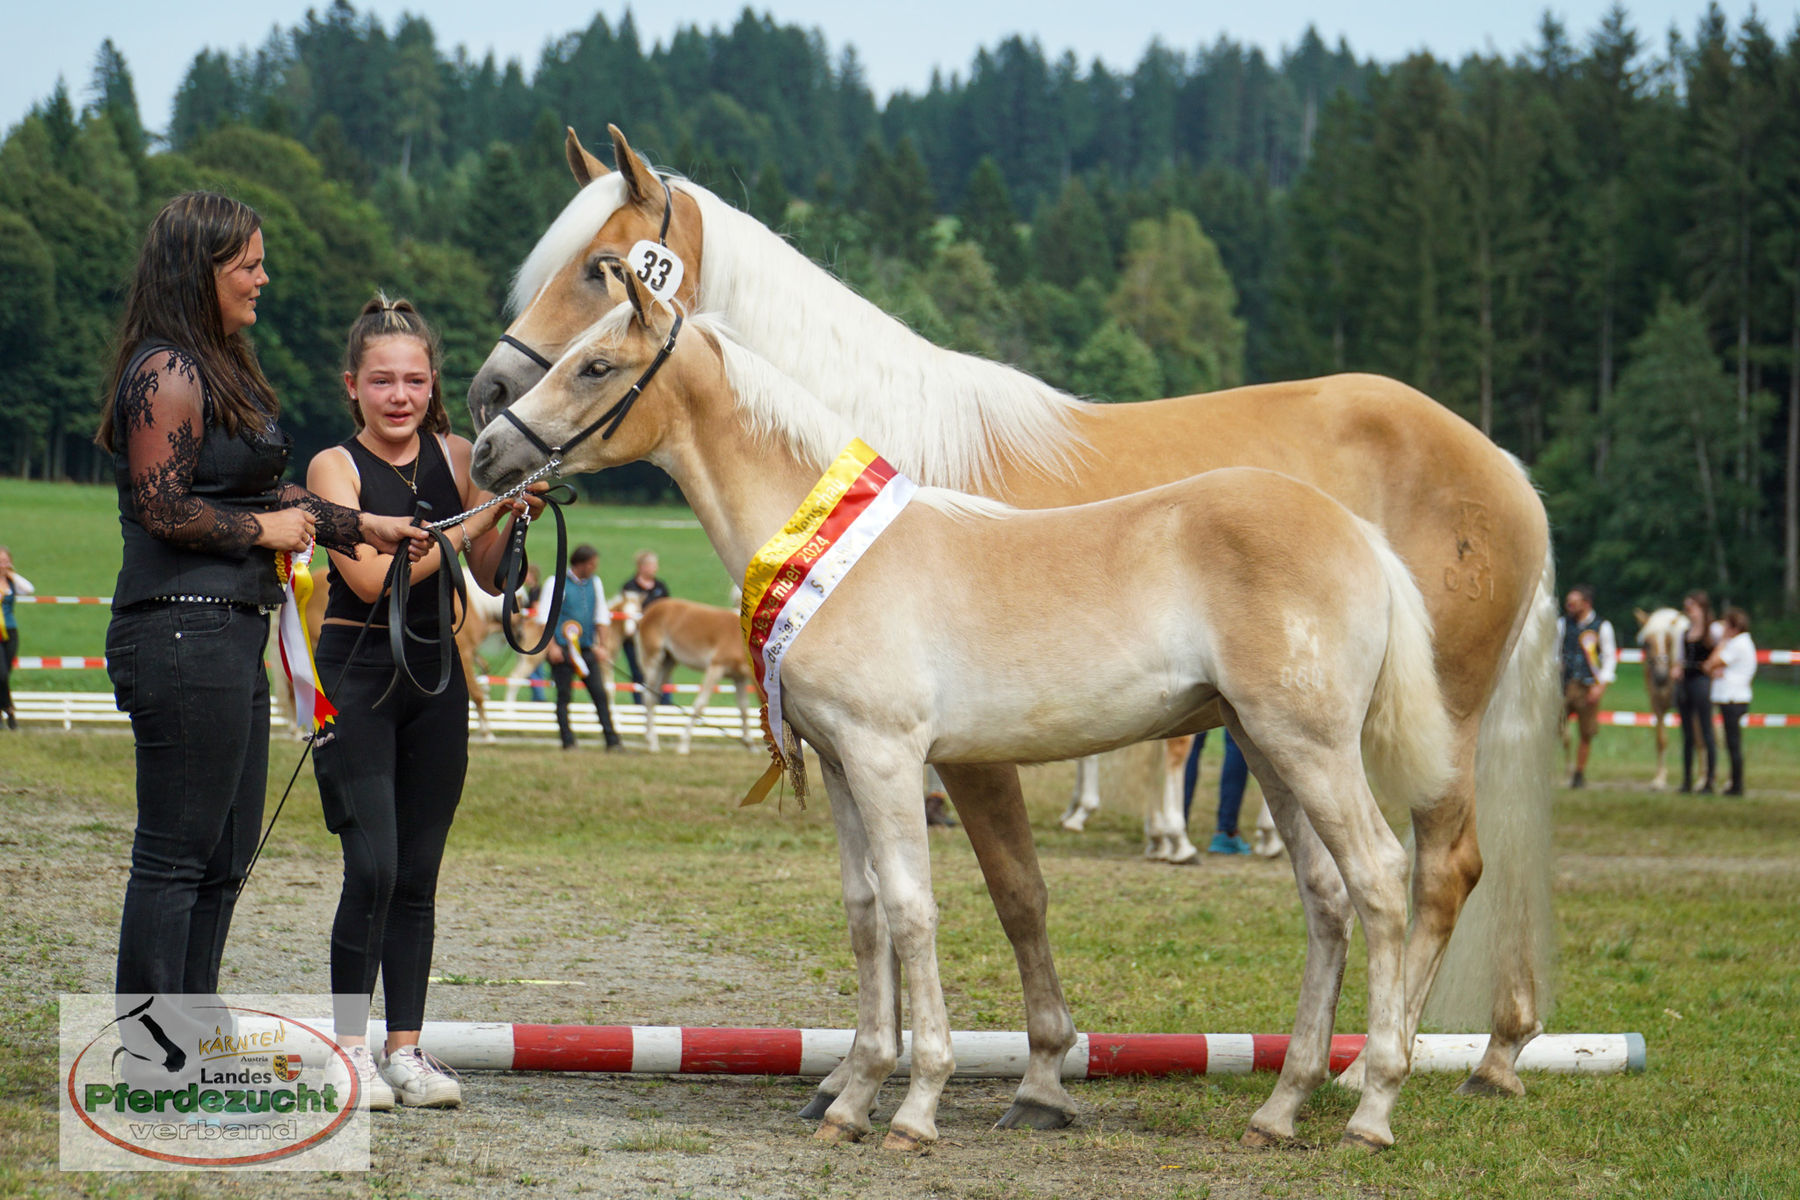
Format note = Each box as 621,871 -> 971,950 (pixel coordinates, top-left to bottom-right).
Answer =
306,295 -> 532,1109
0,546 -> 30,729
1672,590 -> 1720,793
1706,608 -> 1756,797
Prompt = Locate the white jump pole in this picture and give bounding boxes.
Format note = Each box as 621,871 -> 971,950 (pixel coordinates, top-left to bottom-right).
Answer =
362,1023 -> 1644,1079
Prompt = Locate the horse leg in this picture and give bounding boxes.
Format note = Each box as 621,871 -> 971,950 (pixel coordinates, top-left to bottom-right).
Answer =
680,663 -> 725,755
1252,802 -> 1286,858
806,759 -> 901,1138
736,678 -> 755,748
1060,755 -> 1101,832
460,642 -> 494,743
938,762 -> 1079,1130
1256,734 -> 1411,1150
830,746 -> 955,1150
641,653 -> 667,753
1650,709 -> 1669,790
1234,761 -> 1351,1145
1159,737 -> 1199,864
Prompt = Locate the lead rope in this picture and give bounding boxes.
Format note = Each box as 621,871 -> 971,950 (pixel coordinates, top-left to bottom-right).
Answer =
238,463 -> 572,897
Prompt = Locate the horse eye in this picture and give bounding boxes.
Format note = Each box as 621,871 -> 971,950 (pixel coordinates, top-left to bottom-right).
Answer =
582,360 -> 612,378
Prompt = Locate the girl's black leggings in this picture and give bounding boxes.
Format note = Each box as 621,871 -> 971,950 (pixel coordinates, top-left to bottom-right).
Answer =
312,625 -> 469,1038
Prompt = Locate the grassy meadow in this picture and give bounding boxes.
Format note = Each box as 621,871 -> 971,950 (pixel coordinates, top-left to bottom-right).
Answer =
3,477 -> 1799,1196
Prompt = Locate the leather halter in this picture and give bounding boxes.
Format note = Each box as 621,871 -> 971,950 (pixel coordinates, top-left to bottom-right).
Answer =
497,312 -> 684,460
496,174 -> 676,378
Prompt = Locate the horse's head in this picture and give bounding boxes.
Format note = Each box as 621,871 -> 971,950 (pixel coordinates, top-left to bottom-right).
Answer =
470,263 -> 692,492
468,125 -> 705,431
1635,606 -> 1688,690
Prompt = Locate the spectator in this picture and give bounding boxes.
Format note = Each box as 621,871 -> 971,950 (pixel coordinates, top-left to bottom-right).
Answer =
0,546 -> 31,730
616,550 -> 672,706
1182,730 -> 1252,855
1706,607 -> 1756,797
1672,590 -> 1722,793
548,545 -> 622,750
1557,583 -> 1617,789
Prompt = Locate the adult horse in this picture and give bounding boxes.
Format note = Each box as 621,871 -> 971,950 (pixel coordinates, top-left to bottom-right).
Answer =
468,126 -> 1558,1115
1635,607 -> 1687,790
471,278 -> 1456,1150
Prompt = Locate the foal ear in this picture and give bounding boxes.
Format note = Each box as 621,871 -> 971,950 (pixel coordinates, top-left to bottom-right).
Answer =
614,261 -> 657,326
1634,607 -> 1649,627
608,124 -> 657,203
566,127 -> 610,187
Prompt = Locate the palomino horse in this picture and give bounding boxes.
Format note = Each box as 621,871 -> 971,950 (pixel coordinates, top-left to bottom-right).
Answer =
624,595 -> 758,753
467,126 -> 1557,1116
471,280 -> 1456,1150
1635,607 -> 1687,790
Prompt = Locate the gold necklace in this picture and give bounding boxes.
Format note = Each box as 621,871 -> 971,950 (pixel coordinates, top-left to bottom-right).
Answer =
385,446 -> 421,493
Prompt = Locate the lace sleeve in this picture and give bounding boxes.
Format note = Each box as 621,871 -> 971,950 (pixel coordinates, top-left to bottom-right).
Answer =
120,351 -> 261,556
273,483 -> 364,554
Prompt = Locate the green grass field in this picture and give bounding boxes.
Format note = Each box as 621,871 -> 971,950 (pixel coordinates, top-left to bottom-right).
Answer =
2,727 -> 1797,1197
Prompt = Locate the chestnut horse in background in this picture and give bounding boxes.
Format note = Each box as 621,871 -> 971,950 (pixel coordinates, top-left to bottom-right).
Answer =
625,595 -> 758,754
466,125 -> 1558,1121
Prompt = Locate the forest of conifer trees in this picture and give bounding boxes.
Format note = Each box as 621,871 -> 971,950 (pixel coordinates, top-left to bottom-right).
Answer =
3,1 -> 1797,624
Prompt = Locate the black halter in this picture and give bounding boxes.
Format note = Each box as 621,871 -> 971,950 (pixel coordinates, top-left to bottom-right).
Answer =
498,312 -> 684,458
496,175 -> 676,379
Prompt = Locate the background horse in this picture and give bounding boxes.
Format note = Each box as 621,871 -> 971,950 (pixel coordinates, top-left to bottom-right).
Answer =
466,125 -> 1558,1114
1635,607 -> 1687,790
471,280 -> 1456,1151
624,595 -> 757,754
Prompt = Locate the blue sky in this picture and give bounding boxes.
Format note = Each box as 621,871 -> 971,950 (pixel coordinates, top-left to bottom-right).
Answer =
8,1 -> 1795,136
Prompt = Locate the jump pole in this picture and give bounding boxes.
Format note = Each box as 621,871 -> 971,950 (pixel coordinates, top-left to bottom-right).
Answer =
364,1023 -> 1644,1079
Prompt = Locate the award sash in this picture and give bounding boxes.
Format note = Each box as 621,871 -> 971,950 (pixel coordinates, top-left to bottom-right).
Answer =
274,547 -> 338,734
738,439 -> 917,804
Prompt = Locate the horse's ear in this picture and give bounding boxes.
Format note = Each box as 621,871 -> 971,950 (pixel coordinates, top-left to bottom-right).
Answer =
608,123 -> 657,203
1634,607 -> 1649,627
611,260 -> 657,327
566,127 -> 610,187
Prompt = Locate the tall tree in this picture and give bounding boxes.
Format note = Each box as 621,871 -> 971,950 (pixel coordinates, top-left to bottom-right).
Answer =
957,156 -> 1026,285
1109,209 -> 1245,395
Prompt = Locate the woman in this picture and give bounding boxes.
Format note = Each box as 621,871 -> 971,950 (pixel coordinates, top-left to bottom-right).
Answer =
616,550 -> 671,705
1672,590 -> 1720,793
95,192 -> 424,1009
1706,607 -> 1756,797
307,295 -> 531,1110
0,546 -> 31,730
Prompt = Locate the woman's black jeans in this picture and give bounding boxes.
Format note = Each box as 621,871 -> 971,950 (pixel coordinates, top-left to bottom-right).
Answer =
107,603 -> 270,997
1677,673 -> 1715,789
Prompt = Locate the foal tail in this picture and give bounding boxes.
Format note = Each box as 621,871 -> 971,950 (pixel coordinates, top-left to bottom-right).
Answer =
1358,521 -> 1457,811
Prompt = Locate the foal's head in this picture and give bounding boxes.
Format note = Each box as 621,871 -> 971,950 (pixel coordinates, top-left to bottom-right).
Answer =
469,125 -> 704,431
469,266 -> 693,492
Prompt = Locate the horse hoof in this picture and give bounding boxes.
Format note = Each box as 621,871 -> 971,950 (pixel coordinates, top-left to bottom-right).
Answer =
994,1099 -> 1072,1131
797,1089 -> 837,1120
1167,849 -> 1200,866
814,1118 -> 863,1144
1340,1130 -> 1390,1154
1240,1124 -> 1288,1149
1456,1069 -> 1526,1098
1060,816 -> 1086,833
882,1127 -> 932,1152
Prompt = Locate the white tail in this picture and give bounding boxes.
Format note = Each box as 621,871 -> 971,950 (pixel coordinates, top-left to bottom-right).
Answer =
1424,538 -> 1559,1030
1358,520 -> 1456,811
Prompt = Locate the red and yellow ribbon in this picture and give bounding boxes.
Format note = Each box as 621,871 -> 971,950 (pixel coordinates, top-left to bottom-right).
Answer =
274,547 -> 337,734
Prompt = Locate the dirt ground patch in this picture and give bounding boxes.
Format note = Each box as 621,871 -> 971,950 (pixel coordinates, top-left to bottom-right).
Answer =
4,782 -> 1286,1200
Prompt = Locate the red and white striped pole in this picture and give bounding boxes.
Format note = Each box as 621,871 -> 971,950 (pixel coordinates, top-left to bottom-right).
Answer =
363,1023 -> 1643,1078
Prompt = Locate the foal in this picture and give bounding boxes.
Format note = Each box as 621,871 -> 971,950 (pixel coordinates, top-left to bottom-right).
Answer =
471,280 -> 1454,1151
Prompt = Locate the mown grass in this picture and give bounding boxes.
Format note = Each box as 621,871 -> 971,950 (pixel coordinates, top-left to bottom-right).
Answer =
3,721 -> 1797,1197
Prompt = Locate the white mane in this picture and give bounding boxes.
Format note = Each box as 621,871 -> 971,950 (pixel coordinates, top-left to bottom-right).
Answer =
1638,607 -> 1688,646
703,314 -> 1016,521
508,170 -> 1090,494
509,174 -> 631,316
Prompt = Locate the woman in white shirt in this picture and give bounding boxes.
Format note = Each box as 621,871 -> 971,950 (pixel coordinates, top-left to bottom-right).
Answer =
1706,607 -> 1756,796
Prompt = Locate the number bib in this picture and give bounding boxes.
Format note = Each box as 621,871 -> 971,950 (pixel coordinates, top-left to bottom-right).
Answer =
628,240 -> 685,301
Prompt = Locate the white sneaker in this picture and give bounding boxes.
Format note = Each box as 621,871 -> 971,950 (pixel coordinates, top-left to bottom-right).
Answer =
381,1044 -> 462,1108
344,1044 -> 395,1111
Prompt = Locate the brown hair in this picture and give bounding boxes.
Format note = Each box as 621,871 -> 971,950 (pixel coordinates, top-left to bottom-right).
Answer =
1722,606 -> 1751,634
1683,590 -> 1713,630
342,292 -> 449,435
96,191 -> 279,451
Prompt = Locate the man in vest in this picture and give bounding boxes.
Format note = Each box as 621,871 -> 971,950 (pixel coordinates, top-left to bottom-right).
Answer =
546,545 -> 622,751
1557,583 -> 1617,788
